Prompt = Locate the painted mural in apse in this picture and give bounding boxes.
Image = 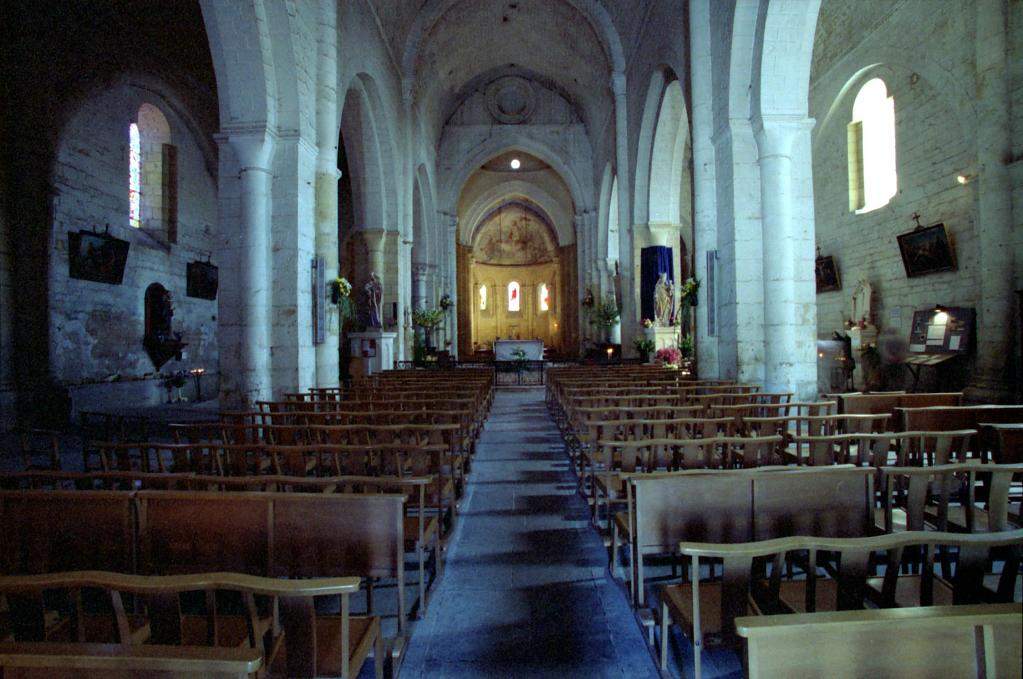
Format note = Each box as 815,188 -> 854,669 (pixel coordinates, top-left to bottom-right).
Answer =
473,204 -> 556,266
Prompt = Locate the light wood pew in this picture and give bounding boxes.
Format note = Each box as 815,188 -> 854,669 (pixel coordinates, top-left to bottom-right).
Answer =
896,405 -> 1023,450
660,530 -> 1023,678
0,571 -> 382,679
736,604 -> 1022,679
0,642 -> 263,678
838,391 -> 962,419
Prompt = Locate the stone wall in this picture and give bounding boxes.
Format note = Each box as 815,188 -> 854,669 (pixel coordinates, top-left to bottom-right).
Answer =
810,0 -> 996,390
48,81 -> 218,412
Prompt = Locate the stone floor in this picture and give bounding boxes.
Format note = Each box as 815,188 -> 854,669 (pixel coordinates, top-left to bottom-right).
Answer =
400,388 -> 660,678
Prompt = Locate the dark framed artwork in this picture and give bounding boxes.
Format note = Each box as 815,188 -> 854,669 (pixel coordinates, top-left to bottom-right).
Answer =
897,223 -> 957,278
68,230 -> 130,285
815,255 -> 841,293
186,261 -> 219,300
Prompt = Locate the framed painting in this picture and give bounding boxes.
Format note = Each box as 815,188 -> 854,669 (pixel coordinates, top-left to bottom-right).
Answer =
815,255 -> 841,293
186,261 -> 219,300
897,223 -> 957,278
68,230 -> 130,285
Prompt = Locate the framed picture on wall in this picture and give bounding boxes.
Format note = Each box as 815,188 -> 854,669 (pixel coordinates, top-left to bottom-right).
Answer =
815,255 -> 841,293
186,261 -> 219,300
68,230 -> 130,285
897,223 -> 957,278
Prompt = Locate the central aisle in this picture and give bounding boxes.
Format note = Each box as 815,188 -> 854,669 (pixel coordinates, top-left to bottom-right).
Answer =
401,388 -> 658,678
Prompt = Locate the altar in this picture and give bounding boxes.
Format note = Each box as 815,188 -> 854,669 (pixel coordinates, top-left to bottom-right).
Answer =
494,339 -> 544,361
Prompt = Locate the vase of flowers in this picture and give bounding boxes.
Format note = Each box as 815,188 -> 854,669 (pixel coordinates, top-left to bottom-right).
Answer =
412,307 -> 444,350
680,277 -> 700,307
654,346 -> 683,369
591,295 -> 621,343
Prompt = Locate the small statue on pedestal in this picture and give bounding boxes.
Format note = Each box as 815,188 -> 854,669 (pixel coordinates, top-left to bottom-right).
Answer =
364,272 -> 383,328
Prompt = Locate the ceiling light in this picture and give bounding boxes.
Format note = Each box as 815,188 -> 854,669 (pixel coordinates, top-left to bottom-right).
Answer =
510,158 -> 521,170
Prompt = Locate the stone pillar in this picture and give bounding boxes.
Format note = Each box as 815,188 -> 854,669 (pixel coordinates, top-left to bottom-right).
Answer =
755,116 -> 818,398
966,0 -> 1015,402
444,214 -> 458,353
270,135 -> 318,397
573,212 -> 589,344
314,0 -> 340,387
220,128 -> 275,406
412,264 -> 430,309
612,71 -> 637,354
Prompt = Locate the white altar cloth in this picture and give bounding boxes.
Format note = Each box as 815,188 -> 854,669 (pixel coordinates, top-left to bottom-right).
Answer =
494,339 -> 544,361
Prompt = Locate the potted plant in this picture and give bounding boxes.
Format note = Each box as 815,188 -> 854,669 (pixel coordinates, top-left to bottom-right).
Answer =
633,336 -> 656,363
679,333 -> 695,359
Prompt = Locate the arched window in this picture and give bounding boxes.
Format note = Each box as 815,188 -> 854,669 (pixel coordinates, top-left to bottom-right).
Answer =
538,283 -> 550,312
129,123 -> 142,228
849,78 -> 897,213
507,281 -> 520,312
479,284 -> 488,311
129,104 -> 179,240
608,177 -> 620,262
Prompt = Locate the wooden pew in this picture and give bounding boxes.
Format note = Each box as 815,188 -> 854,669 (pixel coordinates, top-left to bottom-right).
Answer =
736,604 -> 1022,679
0,571 -> 382,679
659,530 -> 1023,678
896,405 -> 1023,447
0,642 -> 263,678
0,491 -> 135,575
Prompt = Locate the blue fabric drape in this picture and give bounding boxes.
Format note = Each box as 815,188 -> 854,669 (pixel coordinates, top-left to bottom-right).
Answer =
640,246 -> 673,322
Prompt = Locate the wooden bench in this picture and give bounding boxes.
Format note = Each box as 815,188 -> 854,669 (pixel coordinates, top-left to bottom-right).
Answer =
659,530 -> 1023,677
613,466 -> 874,606
0,570 -> 382,679
736,604 -> 1022,679
0,642 -> 263,678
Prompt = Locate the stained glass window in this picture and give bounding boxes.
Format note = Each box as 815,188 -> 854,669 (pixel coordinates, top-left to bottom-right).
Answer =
539,283 -> 550,312
479,284 -> 487,311
129,123 -> 141,228
507,281 -> 520,312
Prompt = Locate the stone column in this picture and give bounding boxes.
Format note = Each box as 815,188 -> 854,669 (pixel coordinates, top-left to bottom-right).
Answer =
314,0 -> 340,387
444,214 -> 459,353
412,264 -> 430,309
689,0 -> 719,378
612,71 -> 637,354
966,0 -> 1015,402
755,116 -> 818,399
573,212 -> 589,344
220,128 -> 275,406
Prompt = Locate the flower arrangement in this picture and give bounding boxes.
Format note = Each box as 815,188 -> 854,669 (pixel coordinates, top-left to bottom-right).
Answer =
439,294 -> 453,311
655,346 -> 683,368
329,276 -> 356,330
633,337 -> 655,360
642,318 -> 653,329
412,307 -> 445,329
590,295 -> 620,328
679,277 -> 700,306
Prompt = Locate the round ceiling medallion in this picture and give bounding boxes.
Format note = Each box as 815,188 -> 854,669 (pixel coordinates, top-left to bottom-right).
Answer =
485,76 -> 535,124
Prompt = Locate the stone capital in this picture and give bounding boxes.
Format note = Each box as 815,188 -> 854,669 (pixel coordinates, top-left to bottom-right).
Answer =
361,228 -> 388,254
752,115 -> 816,161
216,125 -> 276,171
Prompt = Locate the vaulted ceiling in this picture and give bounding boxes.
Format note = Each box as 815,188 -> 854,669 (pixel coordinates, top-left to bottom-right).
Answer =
368,0 -> 652,142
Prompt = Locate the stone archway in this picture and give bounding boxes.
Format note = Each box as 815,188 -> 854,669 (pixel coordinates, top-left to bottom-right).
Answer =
463,202 -> 572,356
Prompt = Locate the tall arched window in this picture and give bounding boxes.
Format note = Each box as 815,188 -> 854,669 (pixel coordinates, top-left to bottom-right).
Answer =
129,104 -> 178,240
849,78 -> 897,213
507,281 -> 520,312
129,123 -> 142,228
538,283 -> 550,312
479,284 -> 488,311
